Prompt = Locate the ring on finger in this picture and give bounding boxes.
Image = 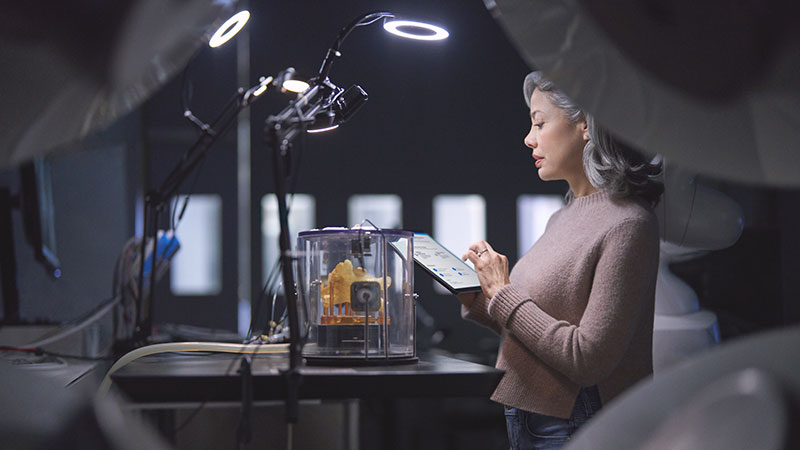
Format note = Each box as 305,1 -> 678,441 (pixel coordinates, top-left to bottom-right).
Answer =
477,248 -> 489,256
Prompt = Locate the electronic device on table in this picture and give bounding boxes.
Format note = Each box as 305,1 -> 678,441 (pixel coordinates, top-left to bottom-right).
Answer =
297,227 -> 416,365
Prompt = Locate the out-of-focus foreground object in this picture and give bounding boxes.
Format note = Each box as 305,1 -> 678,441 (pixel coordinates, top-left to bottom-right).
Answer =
564,326 -> 800,450
0,0 -> 238,168
653,159 -> 744,371
0,362 -> 173,450
488,0 -> 800,186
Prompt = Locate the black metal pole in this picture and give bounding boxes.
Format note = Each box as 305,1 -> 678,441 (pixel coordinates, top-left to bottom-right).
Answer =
0,188 -> 20,322
132,193 -> 159,346
236,355 -> 253,449
134,197 -> 150,344
267,123 -> 302,424
144,202 -> 161,338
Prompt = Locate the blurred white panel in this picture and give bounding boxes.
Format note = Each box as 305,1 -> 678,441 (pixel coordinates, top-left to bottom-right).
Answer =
262,194 -> 315,286
171,194 -> 222,295
238,297 -> 250,337
432,195 -> 486,294
517,194 -> 563,257
348,194 -> 403,229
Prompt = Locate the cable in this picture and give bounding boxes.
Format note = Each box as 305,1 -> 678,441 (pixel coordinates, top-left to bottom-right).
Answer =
112,248 -> 123,301
180,46 -> 212,133
251,259 -> 283,338
99,341 -> 288,393
115,236 -> 143,342
170,148 -> 209,233
153,146 -> 209,292
40,350 -> 116,361
170,192 -> 180,231
180,48 -> 200,115
0,347 -> 119,361
0,348 -> 111,374
0,346 -> 35,352
271,282 -> 283,331
11,296 -> 121,349
247,257 -> 283,339
0,349 -> 67,368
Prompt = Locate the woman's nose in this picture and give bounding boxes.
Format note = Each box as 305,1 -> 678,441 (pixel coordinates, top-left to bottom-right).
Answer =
524,130 -> 536,149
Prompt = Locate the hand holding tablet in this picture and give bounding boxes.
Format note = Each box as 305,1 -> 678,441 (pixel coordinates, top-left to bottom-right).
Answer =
410,233 -> 482,295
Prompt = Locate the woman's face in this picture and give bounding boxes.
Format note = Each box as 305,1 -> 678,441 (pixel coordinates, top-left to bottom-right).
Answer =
523,89 -> 588,183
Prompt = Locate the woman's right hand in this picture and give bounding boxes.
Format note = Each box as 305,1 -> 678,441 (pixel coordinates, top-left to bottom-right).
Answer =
462,241 -> 510,300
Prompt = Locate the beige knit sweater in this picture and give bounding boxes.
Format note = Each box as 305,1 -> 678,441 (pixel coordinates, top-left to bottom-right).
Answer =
462,190 -> 659,419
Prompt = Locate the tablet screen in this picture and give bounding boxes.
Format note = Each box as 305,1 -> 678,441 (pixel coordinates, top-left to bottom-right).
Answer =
411,232 -> 482,294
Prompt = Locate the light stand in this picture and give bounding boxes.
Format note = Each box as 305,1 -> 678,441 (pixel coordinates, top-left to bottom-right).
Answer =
262,11 -> 405,424
263,82 -> 330,425
128,78 -> 272,349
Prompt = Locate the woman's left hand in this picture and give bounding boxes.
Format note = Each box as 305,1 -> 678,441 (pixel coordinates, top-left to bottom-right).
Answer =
462,241 -> 510,299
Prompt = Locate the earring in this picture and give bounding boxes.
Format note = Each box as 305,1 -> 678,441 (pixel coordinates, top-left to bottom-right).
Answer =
583,133 -> 590,140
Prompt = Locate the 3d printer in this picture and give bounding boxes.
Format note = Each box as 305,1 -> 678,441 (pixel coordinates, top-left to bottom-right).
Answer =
297,227 -> 415,365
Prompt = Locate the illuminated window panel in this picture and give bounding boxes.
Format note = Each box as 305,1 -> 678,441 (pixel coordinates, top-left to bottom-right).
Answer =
261,194 -> 315,286
432,195 -> 486,294
170,194 -> 223,296
517,194 -> 563,257
348,194 -> 403,229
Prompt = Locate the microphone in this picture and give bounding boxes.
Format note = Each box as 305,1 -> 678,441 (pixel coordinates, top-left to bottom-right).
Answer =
307,84 -> 368,133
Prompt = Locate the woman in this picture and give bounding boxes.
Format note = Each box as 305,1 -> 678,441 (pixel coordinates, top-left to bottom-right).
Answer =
460,71 -> 663,449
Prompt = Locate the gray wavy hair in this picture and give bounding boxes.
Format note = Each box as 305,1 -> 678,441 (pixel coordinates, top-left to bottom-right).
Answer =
524,71 -> 663,207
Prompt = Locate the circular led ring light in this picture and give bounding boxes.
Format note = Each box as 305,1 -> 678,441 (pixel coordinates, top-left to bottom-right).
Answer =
209,10 -> 250,48
307,124 -> 339,134
383,20 -> 449,41
283,79 -> 310,93
252,76 -> 273,97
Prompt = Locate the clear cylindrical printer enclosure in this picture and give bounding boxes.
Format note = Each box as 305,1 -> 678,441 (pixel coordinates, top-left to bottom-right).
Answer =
297,227 -> 415,364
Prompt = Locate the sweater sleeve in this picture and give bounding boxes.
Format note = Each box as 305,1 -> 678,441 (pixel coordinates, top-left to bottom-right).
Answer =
487,218 -> 658,386
461,292 -> 502,335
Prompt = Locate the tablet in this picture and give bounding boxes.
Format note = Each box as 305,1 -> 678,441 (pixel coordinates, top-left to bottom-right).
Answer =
411,232 -> 482,295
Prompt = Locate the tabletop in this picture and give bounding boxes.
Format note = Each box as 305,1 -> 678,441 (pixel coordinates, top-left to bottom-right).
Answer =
112,351 -> 503,404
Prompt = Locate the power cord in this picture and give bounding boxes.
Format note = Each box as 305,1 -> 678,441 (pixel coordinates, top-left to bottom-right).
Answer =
0,295 -> 121,350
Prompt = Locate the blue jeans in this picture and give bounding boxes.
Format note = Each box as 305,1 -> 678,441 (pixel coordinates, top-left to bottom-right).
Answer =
504,386 -> 602,450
